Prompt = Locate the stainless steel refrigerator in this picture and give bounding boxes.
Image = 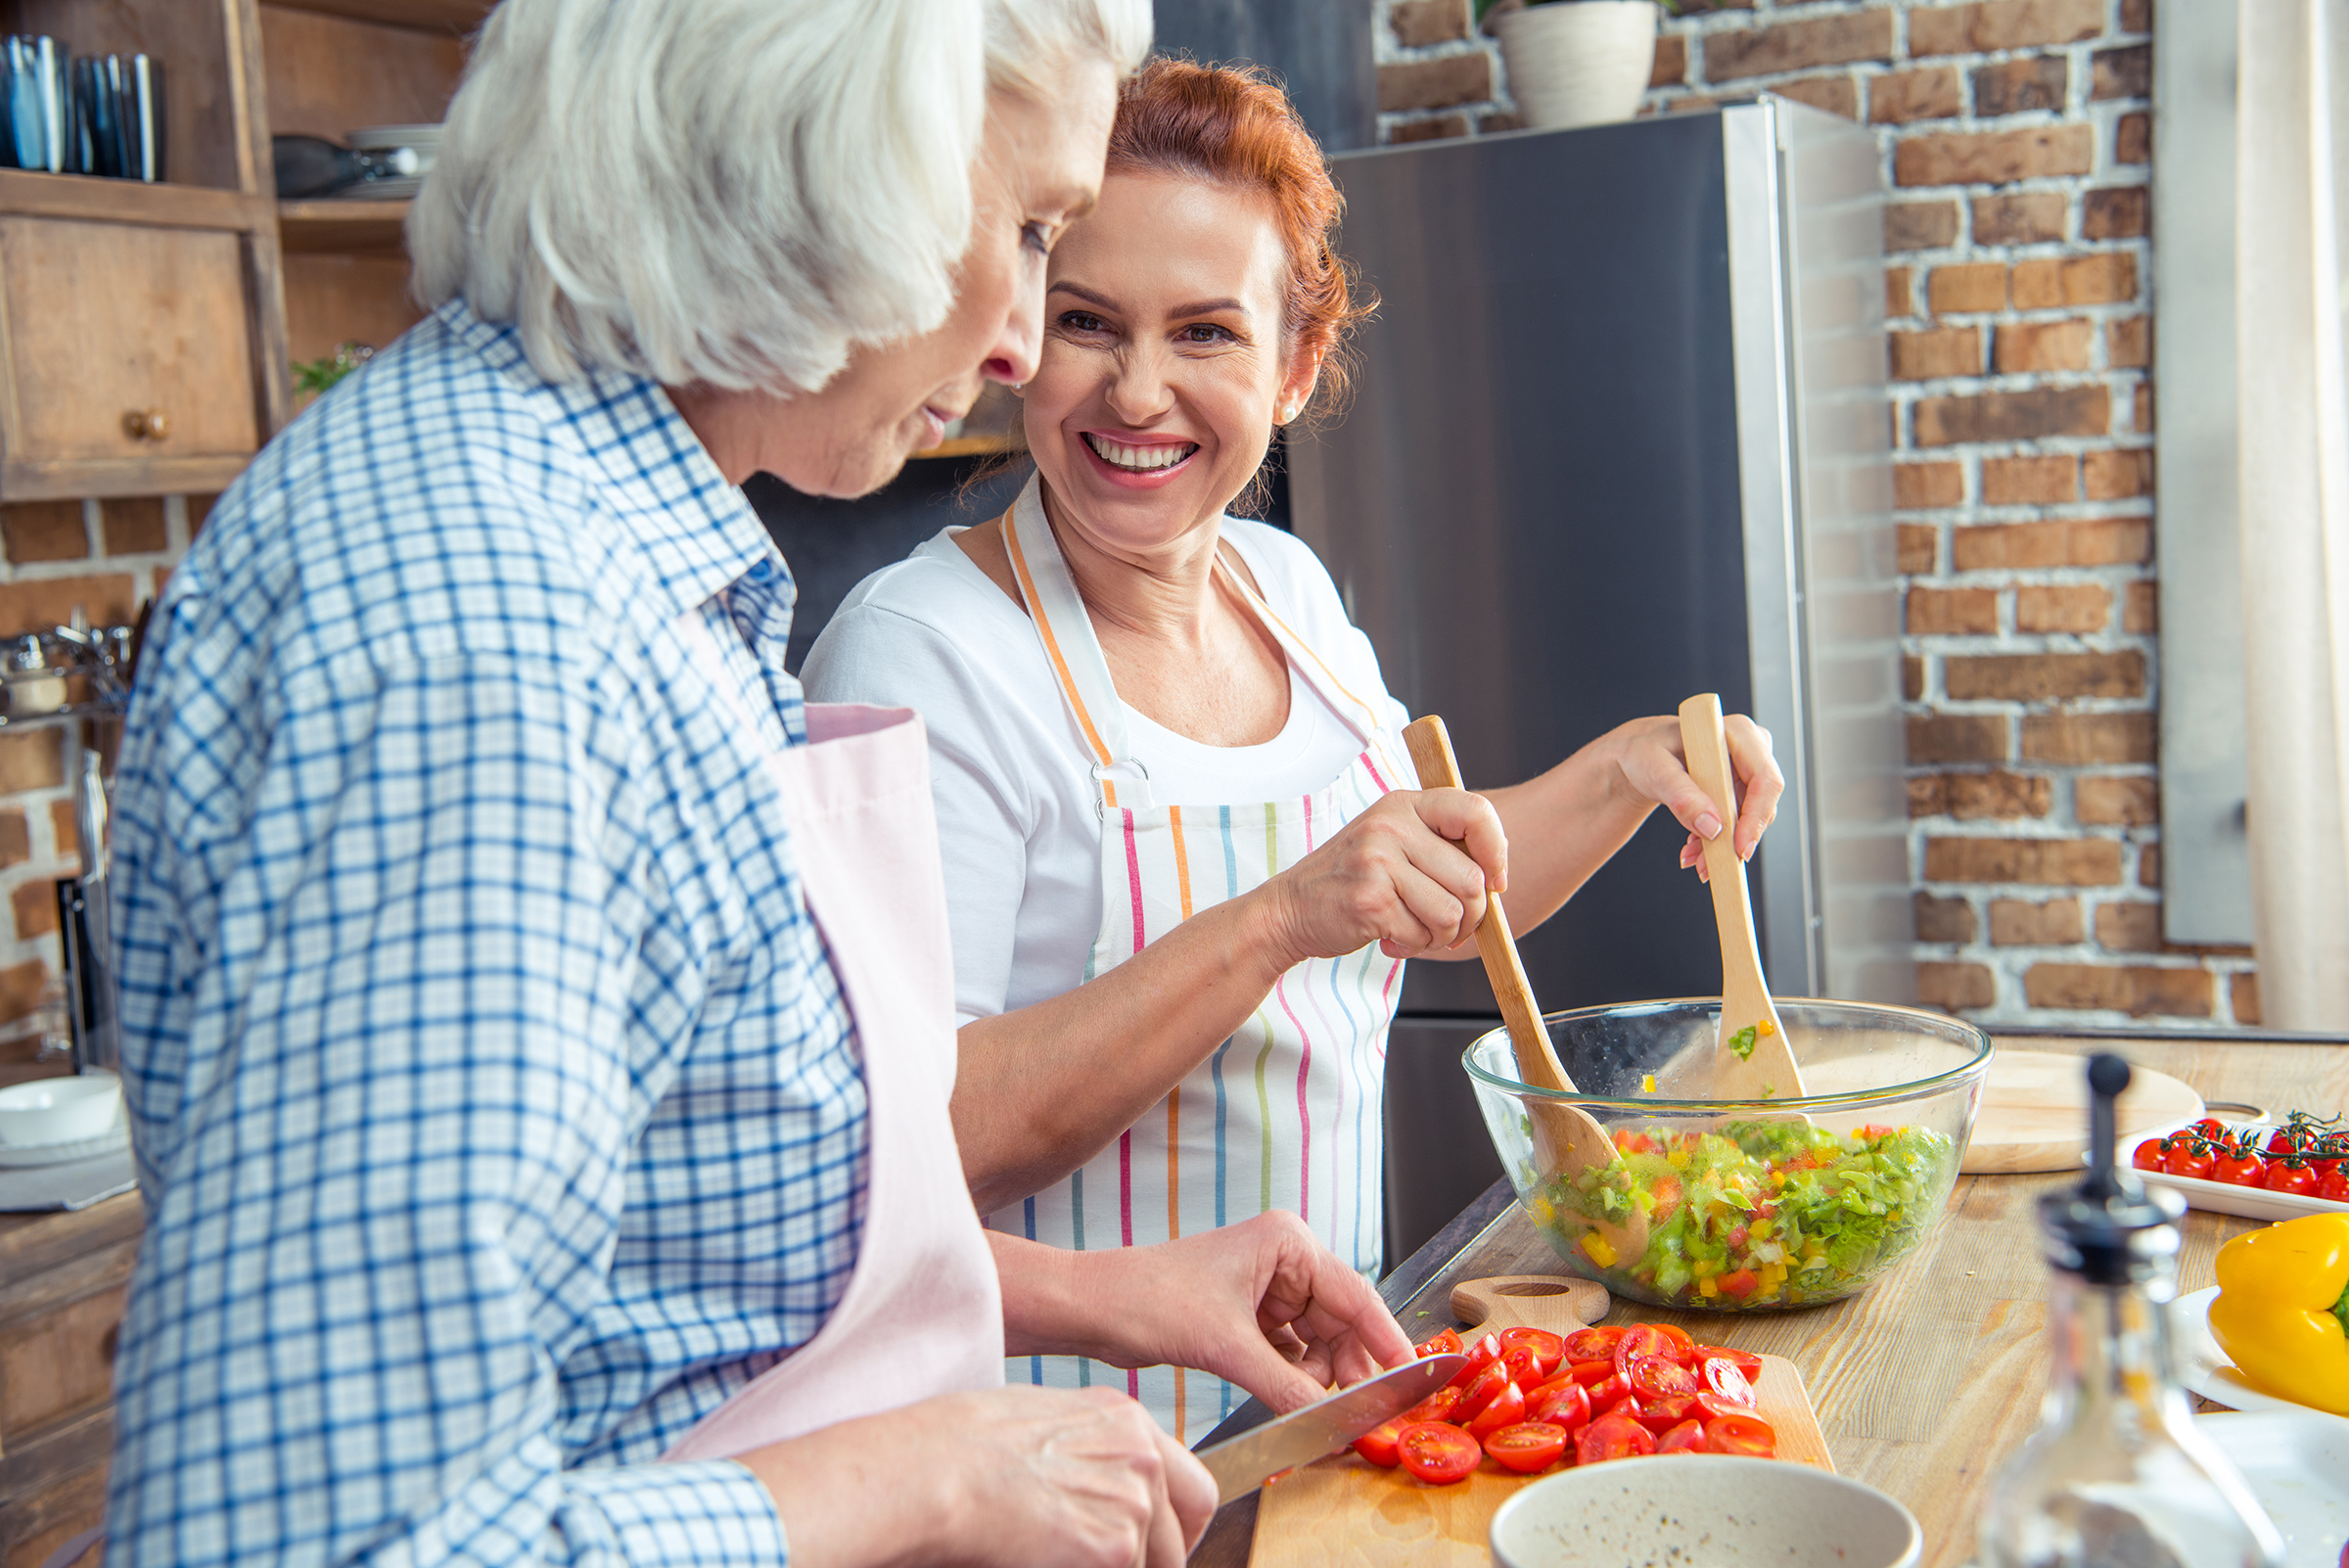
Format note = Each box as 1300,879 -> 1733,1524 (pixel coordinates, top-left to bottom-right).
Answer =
1288,101 -> 1912,1260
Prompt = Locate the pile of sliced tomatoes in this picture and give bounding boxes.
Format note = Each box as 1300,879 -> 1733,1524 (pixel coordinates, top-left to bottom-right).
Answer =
1351,1321 -> 1778,1485
2132,1113 -> 2349,1203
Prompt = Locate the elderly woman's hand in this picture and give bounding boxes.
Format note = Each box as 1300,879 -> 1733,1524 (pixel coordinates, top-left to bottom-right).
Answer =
1608,714 -> 1783,880
1255,788 -> 1509,963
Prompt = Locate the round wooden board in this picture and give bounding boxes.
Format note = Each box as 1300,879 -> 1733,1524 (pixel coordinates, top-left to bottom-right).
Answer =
1960,1047 -> 2205,1173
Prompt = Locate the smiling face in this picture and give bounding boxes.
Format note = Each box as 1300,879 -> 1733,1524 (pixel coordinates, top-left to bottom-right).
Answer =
744,65 -> 1117,498
1025,168 -> 1322,555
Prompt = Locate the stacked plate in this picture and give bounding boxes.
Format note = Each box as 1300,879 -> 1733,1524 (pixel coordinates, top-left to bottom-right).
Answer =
338,123 -> 439,201
0,1070 -> 127,1167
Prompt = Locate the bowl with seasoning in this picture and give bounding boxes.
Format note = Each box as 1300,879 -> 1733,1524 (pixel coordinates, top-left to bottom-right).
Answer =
1463,998 -> 1990,1312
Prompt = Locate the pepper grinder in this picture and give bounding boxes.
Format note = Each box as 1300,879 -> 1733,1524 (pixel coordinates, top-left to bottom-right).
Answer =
1980,1053 -> 2283,1568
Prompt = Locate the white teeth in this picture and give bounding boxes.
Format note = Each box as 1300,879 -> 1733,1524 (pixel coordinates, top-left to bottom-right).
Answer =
1086,434 -> 1195,472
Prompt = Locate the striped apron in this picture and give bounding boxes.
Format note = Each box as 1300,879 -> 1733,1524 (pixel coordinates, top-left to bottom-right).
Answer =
990,480 -> 1407,1441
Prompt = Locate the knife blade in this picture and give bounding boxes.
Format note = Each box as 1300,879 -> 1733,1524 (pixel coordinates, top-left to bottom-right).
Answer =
1196,1353 -> 1467,1505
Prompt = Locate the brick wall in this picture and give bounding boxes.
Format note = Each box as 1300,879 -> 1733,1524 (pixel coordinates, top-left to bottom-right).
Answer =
0,496 -> 198,1079
1377,0 -> 2252,1028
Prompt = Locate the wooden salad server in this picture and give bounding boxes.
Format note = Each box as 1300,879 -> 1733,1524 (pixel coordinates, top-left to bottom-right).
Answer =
1677,693 -> 1808,1102
1403,715 -> 1645,1262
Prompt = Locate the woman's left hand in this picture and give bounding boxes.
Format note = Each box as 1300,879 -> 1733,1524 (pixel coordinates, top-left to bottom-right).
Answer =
1609,713 -> 1784,881
1002,1213 -> 1414,1415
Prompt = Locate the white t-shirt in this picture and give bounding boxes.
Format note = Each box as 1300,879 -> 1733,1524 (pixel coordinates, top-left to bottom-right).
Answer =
801,519 -> 1412,1026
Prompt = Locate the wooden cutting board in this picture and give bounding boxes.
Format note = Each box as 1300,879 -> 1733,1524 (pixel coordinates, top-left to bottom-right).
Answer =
1249,1274 -> 1835,1565
1960,1047 -> 2205,1173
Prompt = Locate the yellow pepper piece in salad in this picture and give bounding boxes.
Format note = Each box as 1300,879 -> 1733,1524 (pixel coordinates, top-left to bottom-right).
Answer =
2207,1212 -> 2349,1416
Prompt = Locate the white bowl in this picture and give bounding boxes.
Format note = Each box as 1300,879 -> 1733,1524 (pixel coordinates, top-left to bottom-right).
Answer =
1491,1454 -> 1922,1568
0,1072 -> 122,1147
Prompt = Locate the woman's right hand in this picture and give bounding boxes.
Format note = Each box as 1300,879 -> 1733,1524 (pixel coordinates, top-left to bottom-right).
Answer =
1258,787 -> 1507,965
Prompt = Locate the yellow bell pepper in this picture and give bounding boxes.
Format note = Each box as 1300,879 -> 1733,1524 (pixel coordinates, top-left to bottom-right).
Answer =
2207,1212 -> 2349,1416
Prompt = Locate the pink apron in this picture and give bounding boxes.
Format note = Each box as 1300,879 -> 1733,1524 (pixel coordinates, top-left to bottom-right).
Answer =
662,676 -> 1005,1457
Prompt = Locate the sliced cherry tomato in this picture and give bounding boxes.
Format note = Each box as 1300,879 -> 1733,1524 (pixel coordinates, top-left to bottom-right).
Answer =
1628,1354 -> 1699,1403
1455,1361 -> 1512,1421
1526,1376 -> 1592,1433
1613,1324 -> 1680,1377
1414,1327 -> 1463,1360
1562,1325 -> 1627,1363
1498,1326 -> 1566,1380
1484,1420 -> 1570,1474
1449,1331 -> 1503,1387
1704,1408 -> 1778,1457
2212,1147 -> 2267,1187
1645,1322 -> 1697,1360
2131,1137 -> 2167,1172
2265,1160 -> 2321,1197
1702,1357 -> 1758,1407
1397,1421 -> 1482,1485
1718,1268 -> 1762,1299
1574,1413 -> 1656,1466
1587,1371 -> 1636,1416
1635,1393 -> 1697,1435
1352,1416 -> 1405,1467
2164,1137 -> 2217,1181
1695,1391 -> 1757,1425
1656,1417 -> 1708,1454
1692,1344 -> 1763,1379
1566,1358 -> 1619,1388
1500,1346 -> 1550,1389
1400,1385 -> 1465,1426
1465,1381 -> 1529,1441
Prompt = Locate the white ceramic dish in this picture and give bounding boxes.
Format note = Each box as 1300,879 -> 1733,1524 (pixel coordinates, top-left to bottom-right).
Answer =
0,1071 -> 121,1147
2175,1286 -> 2346,1418
2195,1411 -> 2349,1567
1489,1453 -> 1922,1568
0,1125 -> 127,1168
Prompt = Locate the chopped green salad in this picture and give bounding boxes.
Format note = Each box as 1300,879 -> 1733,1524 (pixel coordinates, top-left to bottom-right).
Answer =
1522,1119 -> 1958,1310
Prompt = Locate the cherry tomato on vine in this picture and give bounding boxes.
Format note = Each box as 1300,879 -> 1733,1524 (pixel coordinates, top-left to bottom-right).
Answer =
2132,1137 -> 2168,1172
1397,1421 -> 1482,1485
2190,1117 -> 2231,1141
2265,1160 -> 2321,1198
2164,1136 -> 2217,1181
2318,1167 -> 2349,1203
2212,1146 -> 2266,1187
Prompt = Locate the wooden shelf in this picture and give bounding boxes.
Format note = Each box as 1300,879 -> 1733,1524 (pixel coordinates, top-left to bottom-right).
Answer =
277,199 -> 411,254
0,170 -> 270,234
0,452 -> 254,504
264,0 -> 490,31
911,434 -> 1021,461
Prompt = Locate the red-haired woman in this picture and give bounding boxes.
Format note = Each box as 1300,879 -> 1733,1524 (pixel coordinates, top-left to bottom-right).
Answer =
805,59 -> 1782,1437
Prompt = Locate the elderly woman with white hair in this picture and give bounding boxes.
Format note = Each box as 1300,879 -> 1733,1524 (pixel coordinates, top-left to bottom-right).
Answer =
95,4 -> 1413,1567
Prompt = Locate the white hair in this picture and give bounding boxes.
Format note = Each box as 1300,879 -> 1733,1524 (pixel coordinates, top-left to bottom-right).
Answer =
410,0 -> 1149,393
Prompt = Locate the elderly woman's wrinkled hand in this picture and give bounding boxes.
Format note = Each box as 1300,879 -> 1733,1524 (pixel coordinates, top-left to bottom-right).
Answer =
1256,787 -> 1509,964
1084,1211 -> 1416,1416
1611,713 -> 1783,881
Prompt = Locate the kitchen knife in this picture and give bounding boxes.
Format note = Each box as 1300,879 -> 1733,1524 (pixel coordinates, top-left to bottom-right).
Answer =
1196,1353 -> 1467,1505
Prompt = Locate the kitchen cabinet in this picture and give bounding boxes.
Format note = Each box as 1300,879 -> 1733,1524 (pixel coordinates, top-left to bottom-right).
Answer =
0,0 -> 479,503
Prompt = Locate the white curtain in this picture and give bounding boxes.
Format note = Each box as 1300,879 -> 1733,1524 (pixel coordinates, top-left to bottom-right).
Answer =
2238,0 -> 2349,1029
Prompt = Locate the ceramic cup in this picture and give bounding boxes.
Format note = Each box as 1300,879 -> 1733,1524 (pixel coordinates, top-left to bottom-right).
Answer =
1490,0 -> 1659,132
1490,1453 -> 1923,1568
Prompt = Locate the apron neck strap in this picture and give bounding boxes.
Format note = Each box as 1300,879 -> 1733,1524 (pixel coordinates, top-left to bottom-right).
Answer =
1000,478 -> 1387,812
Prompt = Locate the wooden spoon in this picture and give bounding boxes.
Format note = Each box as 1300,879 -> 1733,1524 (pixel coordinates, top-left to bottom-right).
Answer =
1676,694 -> 1807,1102
1403,715 -> 1645,1263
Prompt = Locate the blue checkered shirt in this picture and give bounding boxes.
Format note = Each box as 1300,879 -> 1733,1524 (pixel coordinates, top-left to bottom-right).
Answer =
103,300 -> 868,1567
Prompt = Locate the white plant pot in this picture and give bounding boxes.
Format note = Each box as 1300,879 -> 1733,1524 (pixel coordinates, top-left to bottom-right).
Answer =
1491,0 -> 1659,132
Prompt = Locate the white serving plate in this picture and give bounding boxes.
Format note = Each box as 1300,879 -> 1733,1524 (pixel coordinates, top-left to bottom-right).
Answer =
2127,1119 -> 2349,1222
2175,1285 -> 2349,1419
2195,1411 -> 2349,1568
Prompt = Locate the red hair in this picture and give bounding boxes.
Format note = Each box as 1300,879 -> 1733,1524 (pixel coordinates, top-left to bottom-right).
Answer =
1106,57 -> 1373,423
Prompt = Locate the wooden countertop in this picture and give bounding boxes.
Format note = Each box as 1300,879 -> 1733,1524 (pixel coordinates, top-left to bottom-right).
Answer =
1194,1029 -> 2349,1567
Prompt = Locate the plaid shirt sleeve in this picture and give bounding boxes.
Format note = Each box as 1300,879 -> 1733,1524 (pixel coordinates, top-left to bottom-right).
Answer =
99,304 -> 866,1568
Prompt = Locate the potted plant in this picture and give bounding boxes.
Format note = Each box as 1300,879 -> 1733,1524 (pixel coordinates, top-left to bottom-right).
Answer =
1477,0 -> 1679,131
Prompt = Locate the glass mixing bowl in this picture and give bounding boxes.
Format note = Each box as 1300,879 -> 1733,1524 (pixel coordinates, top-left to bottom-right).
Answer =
1463,998 -> 1991,1313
